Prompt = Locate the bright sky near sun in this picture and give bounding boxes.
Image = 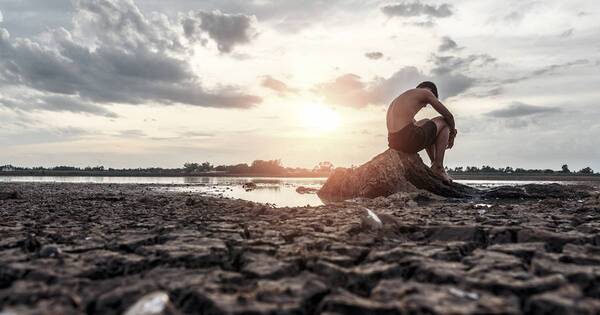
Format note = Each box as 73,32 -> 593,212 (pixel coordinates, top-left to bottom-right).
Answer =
0,0 -> 599,170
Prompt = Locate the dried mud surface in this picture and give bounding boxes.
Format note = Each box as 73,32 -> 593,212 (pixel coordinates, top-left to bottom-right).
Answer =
1,182 -> 600,314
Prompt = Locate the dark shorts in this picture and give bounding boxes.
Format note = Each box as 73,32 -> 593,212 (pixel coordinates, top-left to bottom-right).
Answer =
388,121 -> 438,154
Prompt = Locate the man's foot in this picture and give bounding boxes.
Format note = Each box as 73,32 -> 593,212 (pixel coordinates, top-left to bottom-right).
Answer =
431,165 -> 453,183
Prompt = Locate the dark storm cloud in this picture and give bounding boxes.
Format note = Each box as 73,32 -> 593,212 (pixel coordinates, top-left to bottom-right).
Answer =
0,0 -> 262,117
315,66 -> 475,108
365,52 -> 384,60
485,102 -> 561,118
261,76 -> 297,95
438,36 -> 461,52
182,10 -> 257,53
381,2 -> 453,18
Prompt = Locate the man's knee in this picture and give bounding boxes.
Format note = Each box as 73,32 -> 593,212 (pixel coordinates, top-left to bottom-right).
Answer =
432,116 -> 448,132
415,118 -> 430,126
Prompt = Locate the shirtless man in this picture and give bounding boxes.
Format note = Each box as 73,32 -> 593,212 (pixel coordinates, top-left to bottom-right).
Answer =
386,81 -> 457,182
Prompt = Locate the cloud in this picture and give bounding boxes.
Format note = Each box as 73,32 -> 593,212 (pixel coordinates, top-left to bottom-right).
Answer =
559,28 -> 574,38
502,59 -> 589,84
118,129 -> 146,137
0,126 -> 92,146
261,76 -> 297,95
382,2 -> 453,18
365,52 -> 384,60
430,53 -> 496,76
182,10 -> 257,53
180,131 -> 214,138
0,10 -> 3,23
315,66 -> 475,108
0,94 -> 118,118
0,0 -> 262,117
438,36 -> 461,52
484,102 -> 561,118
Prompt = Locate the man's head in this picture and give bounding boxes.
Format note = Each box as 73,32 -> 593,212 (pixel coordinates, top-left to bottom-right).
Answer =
416,81 -> 438,98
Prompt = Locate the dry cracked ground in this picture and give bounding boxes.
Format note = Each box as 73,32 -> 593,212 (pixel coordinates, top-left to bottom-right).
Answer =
1,182 -> 600,314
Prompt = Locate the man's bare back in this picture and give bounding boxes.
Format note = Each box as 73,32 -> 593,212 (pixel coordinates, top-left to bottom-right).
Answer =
386,82 -> 457,183
386,89 -> 429,133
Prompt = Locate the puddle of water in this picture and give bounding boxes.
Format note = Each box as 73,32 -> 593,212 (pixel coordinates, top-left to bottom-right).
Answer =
0,176 -> 583,208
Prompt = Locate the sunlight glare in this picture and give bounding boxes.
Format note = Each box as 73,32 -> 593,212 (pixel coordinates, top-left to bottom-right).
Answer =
300,104 -> 341,133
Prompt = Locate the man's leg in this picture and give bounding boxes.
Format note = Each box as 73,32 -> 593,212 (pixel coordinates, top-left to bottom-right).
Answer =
415,119 -> 435,165
430,117 -> 452,182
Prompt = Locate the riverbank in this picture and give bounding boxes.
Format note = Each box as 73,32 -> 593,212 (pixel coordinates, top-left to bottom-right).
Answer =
1,182 -> 600,314
1,171 -> 599,182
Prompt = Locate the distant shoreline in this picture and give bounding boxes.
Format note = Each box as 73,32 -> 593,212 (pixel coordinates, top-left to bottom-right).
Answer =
0,171 -> 599,181
0,171 -> 327,178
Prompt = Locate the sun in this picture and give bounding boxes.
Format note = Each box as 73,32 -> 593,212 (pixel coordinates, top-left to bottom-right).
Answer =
300,104 -> 341,133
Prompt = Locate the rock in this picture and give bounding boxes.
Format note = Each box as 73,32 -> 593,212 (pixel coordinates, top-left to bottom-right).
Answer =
424,226 -> 487,244
20,234 -> 41,253
317,289 -> 398,315
525,285 -> 600,315
318,149 -> 476,200
0,191 -> 21,200
241,253 -> 298,279
462,250 -> 526,274
517,228 -> 587,252
242,182 -> 257,191
371,280 -> 520,315
530,253 -> 600,288
464,271 -> 567,296
482,184 -> 592,200
360,207 -> 383,231
295,186 -> 319,194
38,245 -> 62,258
123,291 -> 170,315
487,242 -> 546,263
176,273 -> 329,315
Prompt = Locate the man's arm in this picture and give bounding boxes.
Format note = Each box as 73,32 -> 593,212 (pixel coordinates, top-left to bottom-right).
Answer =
423,91 -> 455,130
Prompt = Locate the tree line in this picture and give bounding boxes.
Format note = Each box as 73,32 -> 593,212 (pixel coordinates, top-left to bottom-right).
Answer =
0,160 -> 336,176
448,164 -> 595,175
0,162 -> 596,176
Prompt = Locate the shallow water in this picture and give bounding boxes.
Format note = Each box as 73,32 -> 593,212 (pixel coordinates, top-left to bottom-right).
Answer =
0,176 -> 581,207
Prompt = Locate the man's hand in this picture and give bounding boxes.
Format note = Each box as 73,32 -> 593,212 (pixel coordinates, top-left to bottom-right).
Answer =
447,128 -> 457,149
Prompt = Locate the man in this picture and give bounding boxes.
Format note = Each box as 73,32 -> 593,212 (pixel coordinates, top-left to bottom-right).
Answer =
386,81 -> 457,182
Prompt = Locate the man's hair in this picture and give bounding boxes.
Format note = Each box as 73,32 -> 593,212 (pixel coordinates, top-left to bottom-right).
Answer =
416,81 -> 438,98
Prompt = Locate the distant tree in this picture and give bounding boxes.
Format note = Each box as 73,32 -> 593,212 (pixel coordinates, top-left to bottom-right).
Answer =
578,167 -> 594,174
250,160 -> 285,174
200,162 -> 213,172
313,161 -> 334,174
561,164 -> 571,173
214,165 -> 227,171
503,167 -> 514,173
465,166 -> 479,173
453,166 -> 464,173
183,162 -> 200,173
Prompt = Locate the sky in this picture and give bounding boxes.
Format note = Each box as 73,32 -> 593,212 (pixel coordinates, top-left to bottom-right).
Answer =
0,0 -> 599,171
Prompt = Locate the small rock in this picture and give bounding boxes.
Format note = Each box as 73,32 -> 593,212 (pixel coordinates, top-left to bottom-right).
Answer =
39,245 -> 62,258
242,182 -> 257,191
296,186 -> 319,194
124,291 -> 170,315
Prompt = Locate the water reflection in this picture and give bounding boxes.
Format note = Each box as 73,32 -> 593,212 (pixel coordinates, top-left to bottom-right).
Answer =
0,176 -> 582,208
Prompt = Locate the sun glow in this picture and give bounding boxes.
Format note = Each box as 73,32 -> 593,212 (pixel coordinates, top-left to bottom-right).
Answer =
300,104 -> 341,133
